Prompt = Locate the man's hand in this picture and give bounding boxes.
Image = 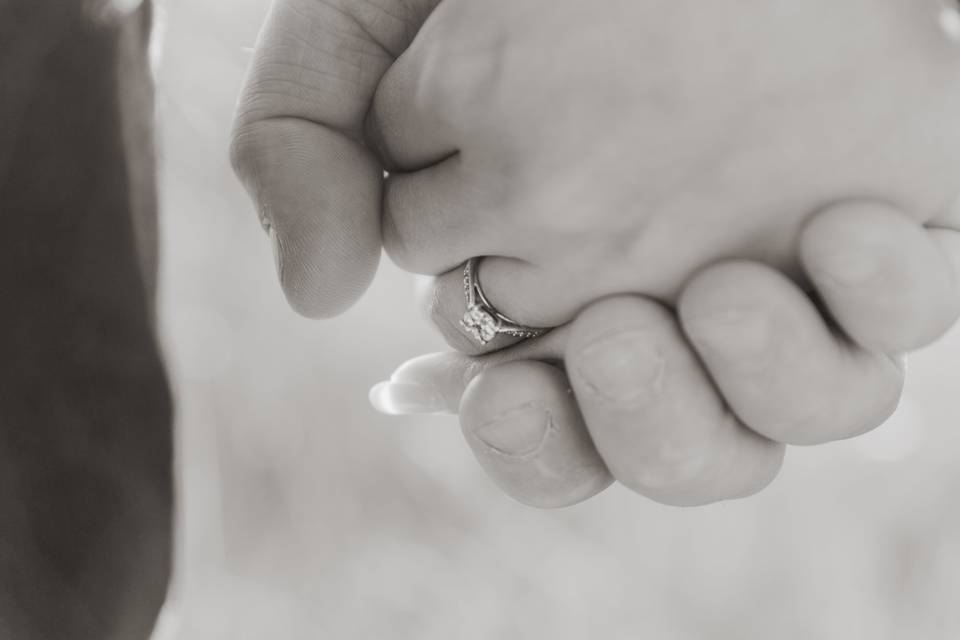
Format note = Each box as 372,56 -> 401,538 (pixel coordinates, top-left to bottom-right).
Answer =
230,0 -> 439,317
371,200 -> 960,508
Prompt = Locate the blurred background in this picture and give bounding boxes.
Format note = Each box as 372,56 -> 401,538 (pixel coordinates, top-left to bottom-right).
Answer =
151,1 -> 960,638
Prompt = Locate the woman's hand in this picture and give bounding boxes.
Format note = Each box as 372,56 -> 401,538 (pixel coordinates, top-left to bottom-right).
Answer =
369,0 -> 960,353
371,200 -> 960,507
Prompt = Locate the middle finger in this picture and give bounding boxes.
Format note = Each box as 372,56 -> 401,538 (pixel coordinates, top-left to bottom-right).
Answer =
565,295 -> 786,507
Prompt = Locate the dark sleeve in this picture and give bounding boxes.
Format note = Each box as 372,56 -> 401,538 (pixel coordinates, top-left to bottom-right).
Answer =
0,2 -> 173,639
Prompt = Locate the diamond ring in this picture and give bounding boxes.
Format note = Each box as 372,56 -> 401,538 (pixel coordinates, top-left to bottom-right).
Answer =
459,258 -> 550,346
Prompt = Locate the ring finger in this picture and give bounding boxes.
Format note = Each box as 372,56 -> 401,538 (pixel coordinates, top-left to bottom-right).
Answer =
382,154 -> 514,275
370,332 -> 614,508
426,256 -> 589,356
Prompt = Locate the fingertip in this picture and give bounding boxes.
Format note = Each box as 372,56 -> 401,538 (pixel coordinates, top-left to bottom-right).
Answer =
719,435 -> 787,502
268,258 -> 379,320
460,361 -> 612,508
800,201 -> 960,353
276,236 -> 381,319
232,119 -> 385,318
678,259 -> 904,446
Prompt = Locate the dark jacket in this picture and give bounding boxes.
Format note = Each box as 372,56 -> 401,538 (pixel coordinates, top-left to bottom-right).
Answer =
0,2 -> 172,638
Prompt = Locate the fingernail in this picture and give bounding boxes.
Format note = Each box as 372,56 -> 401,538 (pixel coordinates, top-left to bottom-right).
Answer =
473,404 -> 552,458
813,251 -> 880,287
368,381 -> 450,415
684,309 -> 772,369
575,331 -> 666,406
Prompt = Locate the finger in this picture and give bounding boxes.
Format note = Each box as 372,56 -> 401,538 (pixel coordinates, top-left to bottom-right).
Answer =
369,329 -> 571,416
459,362 -> 613,508
368,336 -> 611,508
424,252 -> 609,356
230,0 -> 438,317
363,47 -> 457,172
366,0 -> 484,170
799,201 -> 960,353
565,296 -> 785,507
424,257 -> 577,356
679,261 -> 905,446
381,155 -> 507,275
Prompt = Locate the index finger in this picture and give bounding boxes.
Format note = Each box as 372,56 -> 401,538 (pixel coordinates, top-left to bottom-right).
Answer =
230,0 -> 438,317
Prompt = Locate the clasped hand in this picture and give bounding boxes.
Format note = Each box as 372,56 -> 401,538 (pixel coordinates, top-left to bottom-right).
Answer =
232,0 -> 960,507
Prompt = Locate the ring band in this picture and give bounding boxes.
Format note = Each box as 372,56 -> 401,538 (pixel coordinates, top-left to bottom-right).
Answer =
460,258 -> 550,346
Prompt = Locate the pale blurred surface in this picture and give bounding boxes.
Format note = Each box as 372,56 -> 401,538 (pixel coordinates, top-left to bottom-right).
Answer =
152,1 -> 960,638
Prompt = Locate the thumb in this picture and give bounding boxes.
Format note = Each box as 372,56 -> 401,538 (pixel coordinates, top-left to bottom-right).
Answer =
231,0 -> 439,318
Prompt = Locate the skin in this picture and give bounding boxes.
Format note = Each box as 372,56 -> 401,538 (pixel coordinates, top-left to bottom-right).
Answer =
233,0 -> 960,507
368,0 -> 960,344
373,202 -> 960,507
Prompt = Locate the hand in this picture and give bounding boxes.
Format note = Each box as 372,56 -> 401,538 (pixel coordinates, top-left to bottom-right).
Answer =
230,0 -> 440,317
232,1 -> 960,508
372,200 -> 960,507
367,0 -> 960,353
231,0 -> 960,328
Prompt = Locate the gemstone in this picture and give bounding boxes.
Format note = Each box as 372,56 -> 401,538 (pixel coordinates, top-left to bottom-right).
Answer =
461,305 -> 500,344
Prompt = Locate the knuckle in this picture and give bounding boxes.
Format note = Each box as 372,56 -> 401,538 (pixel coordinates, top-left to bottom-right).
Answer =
570,330 -> 668,409
571,297 -> 673,349
415,32 -> 505,130
518,187 -> 630,238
